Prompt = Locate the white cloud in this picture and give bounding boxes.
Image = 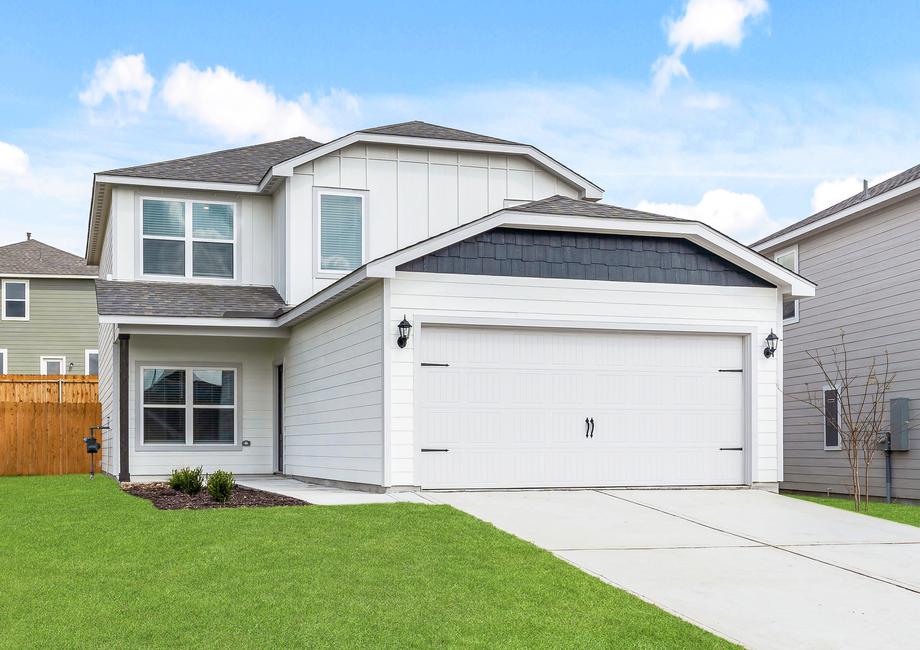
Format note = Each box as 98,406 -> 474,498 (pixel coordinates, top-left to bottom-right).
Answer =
637,189 -> 775,240
79,53 -> 154,123
160,62 -> 359,142
0,141 -> 29,179
810,171 -> 900,212
653,0 -> 768,93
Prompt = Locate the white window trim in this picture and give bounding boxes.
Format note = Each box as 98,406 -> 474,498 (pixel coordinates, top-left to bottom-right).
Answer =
1,279 -> 29,321
823,384 -> 842,451
139,365 -> 239,448
314,187 -> 368,278
0,348 -> 7,374
774,245 -> 799,325
40,355 -> 66,376
139,197 -> 239,283
85,349 -> 99,375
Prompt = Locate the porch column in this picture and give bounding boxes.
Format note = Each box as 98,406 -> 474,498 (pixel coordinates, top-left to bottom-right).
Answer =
118,333 -> 130,482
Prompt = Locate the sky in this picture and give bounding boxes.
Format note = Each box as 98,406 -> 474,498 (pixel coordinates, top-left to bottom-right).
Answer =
1,0 -> 919,254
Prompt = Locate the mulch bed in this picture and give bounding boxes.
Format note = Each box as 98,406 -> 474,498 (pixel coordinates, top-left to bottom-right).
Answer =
122,482 -> 309,510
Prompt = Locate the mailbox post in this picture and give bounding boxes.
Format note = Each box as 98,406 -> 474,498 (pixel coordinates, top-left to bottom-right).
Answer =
84,424 -> 109,479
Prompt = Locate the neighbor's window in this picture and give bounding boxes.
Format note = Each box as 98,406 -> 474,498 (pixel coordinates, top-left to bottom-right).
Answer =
318,191 -> 365,273
773,247 -> 799,324
142,199 -> 235,279
824,387 -> 840,450
0,348 -> 7,374
141,366 -> 237,445
85,350 -> 99,375
2,279 -> 29,320
41,356 -> 66,376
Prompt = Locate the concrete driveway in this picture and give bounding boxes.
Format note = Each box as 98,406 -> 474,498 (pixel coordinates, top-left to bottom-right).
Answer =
432,489 -> 920,649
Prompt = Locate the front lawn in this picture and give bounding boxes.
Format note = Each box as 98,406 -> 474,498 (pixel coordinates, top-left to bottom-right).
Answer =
793,494 -> 920,527
0,476 -> 733,649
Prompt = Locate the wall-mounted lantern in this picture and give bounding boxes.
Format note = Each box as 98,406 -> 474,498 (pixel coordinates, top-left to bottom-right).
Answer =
763,330 -> 779,358
397,315 -> 412,348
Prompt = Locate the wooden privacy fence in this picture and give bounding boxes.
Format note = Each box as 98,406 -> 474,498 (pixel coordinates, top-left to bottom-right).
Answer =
0,375 -> 102,476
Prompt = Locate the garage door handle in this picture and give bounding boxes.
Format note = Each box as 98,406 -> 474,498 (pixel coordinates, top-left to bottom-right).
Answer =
585,418 -> 590,438
421,448 -> 450,452
589,418 -> 594,438
719,447 -> 743,451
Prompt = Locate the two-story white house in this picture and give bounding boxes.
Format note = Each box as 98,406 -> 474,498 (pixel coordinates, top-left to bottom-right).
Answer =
87,121 -> 813,490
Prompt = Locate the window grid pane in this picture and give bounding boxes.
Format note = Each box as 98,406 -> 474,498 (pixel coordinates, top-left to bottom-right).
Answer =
87,353 -> 99,375
5,300 -> 25,318
192,242 -> 233,278
193,203 -> 233,240
144,408 -> 187,443
193,370 -> 235,405
143,369 -> 186,405
320,194 -> 363,271
143,200 -> 186,237
5,282 -> 26,299
193,408 -> 235,444
144,239 -> 185,276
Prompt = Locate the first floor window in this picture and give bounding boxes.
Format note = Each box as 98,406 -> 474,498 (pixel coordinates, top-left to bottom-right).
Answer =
41,356 -> 66,375
142,366 -> 237,445
0,348 -> 7,374
85,350 -> 99,375
2,279 -> 28,320
318,191 -> 365,273
824,388 -> 840,449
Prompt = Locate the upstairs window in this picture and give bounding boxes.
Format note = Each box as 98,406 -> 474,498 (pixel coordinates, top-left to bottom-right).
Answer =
1,279 -> 28,320
318,190 -> 365,273
773,246 -> 799,324
142,199 -> 235,279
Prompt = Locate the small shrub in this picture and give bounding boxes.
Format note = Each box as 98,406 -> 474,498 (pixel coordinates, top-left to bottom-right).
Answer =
207,470 -> 236,503
168,466 -> 204,495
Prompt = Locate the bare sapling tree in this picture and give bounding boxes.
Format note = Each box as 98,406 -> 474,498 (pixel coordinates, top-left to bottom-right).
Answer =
792,331 -> 894,511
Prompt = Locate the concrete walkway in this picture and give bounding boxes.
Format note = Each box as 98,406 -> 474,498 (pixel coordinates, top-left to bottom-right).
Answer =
431,489 -> 920,649
236,476 -> 435,506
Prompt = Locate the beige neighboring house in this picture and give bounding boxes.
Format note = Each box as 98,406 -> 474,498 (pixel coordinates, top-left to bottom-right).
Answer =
0,235 -> 99,375
753,163 -> 920,501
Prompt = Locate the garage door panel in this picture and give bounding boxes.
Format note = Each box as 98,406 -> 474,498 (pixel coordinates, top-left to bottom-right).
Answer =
418,325 -> 746,489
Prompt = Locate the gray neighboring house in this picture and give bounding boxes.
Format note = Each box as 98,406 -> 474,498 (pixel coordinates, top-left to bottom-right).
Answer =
0,235 -> 99,375
753,163 -> 920,500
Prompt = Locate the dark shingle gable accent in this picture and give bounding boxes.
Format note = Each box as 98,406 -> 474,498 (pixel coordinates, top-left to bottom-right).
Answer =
95,281 -> 286,318
100,137 -> 324,185
397,228 -> 773,288
0,239 -> 98,276
360,121 -> 518,145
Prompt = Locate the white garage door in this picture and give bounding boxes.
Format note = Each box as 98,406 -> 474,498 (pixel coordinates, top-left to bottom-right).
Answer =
417,325 -> 746,489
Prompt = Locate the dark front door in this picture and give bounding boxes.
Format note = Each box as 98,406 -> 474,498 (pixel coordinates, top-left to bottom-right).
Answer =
277,364 -> 284,473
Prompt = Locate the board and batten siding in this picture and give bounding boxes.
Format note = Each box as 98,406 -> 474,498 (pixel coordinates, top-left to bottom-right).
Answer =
386,272 -> 781,488
0,278 -> 99,374
286,144 -> 580,304
776,194 -> 920,500
107,185 -> 274,286
282,284 -> 385,486
126,334 -> 282,479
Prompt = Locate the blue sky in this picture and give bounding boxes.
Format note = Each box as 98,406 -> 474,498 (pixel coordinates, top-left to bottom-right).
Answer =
2,0 -> 919,253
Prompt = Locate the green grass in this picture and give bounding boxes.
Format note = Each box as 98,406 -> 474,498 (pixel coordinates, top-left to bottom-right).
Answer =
0,476 -> 733,649
793,495 -> 920,527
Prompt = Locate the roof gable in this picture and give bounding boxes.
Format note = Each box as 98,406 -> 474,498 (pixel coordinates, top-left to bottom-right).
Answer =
360,121 -> 518,145
0,239 -> 97,276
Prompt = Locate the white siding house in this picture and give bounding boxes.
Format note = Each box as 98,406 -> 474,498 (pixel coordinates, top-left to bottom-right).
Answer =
86,121 -> 812,489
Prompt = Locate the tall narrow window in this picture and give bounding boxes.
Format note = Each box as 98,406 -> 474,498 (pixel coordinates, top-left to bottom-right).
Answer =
85,350 -> 99,375
824,387 -> 840,450
319,192 -> 364,273
142,199 -> 235,279
0,348 -> 7,374
774,247 -> 799,324
2,279 -> 28,320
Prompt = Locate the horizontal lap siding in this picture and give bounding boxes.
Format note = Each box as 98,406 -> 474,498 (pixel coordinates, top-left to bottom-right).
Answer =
779,196 -> 920,499
388,272 -> 780,487
99,321 -> 116,476
128,335 -> 281,478
283,284 -> 384,485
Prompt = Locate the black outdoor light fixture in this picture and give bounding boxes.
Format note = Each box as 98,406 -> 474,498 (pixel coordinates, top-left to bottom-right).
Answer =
397,315 -> 412,348
764,329 -> 779,358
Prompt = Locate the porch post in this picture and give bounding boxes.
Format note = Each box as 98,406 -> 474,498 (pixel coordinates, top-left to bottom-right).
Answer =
118,333 -> 130,482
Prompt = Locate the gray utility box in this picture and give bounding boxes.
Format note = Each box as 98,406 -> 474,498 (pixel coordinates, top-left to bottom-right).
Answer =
890,398 -> 910,451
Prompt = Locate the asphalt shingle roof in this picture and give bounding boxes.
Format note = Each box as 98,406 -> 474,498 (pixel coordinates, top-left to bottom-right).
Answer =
100,137 -> 324,185
0,239 -> 97,276
510,195 -> 686,222
360,121 -> 518,145
753,162 -> 920,247
95,281 -> 287,318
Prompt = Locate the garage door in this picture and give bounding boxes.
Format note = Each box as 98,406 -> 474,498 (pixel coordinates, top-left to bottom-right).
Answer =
417,325 -> 746,488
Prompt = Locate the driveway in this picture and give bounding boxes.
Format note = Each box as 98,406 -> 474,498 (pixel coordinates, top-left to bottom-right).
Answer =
432,489 -> 920,649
